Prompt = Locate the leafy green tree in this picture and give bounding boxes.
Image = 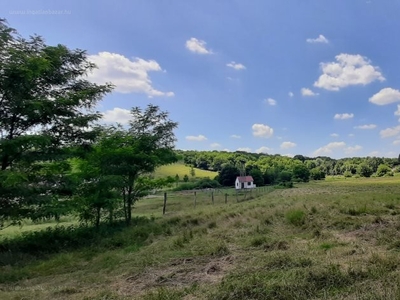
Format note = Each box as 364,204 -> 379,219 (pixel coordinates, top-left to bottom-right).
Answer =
183,174 -> 189,182
278,170 -> 293,183
91,105 -> 178,225
376,164 -> 391,177
356,163 -> 373,178
218,164 -> 240,186
190,167 -> 196,177
0,20 -> 112,227
249,168 -> 264,186
310,167 -> 325,180
291,164 -> 310,182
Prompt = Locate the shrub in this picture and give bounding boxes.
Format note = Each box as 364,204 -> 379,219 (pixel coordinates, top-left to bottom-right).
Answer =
285,209 -> 306,226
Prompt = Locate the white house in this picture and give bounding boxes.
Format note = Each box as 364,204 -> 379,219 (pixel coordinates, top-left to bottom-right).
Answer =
235,176 -> 256,190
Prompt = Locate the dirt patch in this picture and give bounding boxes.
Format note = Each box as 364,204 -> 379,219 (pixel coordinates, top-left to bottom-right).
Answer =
114,255 -> 234,296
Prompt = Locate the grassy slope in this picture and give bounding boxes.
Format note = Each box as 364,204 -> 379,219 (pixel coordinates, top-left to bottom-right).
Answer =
2,177 -> 400,299
154,162 -> 218,179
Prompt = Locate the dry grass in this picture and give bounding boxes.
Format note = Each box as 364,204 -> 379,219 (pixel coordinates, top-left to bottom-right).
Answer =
2,177 -> 400,299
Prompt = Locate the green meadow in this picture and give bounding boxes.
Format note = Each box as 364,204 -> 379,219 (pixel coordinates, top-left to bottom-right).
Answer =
2,177 -> 400,299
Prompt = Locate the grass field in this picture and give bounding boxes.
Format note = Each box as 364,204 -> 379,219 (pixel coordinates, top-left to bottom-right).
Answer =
2,177 -> 400,299
154,162 -> 218,179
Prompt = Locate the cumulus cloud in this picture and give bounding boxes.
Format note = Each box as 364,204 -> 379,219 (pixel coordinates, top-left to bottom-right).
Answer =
185,38 -> 212,54
288,92 -> 294,97
334,113 -> 354,120
314,54 -> 385,91
227,61 -> 246,70
380,125 -> 400,138
230,134 -> 241,139
369,88 -> 400,105
252,124 -> 274,138
237,147 -> 252,153
301,88 -> 318,96
330,133 -> 339,137
348,134 -> 355,137
102,107 -> 132,124
344,145 -> 363,154
87,52 -> 174,97
255,146 -> 271,154
306,34 -> 329,44
186,135 -> 207,141
280,141 -> 297,149
393,140 -> 400,145
265,98 -> 277,106
354,124 -> 377,129
313,142 -> 346,156
210,143 -> 222,148
369,151 -> 380,157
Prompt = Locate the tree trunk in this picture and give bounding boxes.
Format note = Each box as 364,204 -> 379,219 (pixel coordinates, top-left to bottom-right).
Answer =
95,206 -> 101,228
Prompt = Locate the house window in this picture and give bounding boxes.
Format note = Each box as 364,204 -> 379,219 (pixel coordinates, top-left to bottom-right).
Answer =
248,182 -> 251,186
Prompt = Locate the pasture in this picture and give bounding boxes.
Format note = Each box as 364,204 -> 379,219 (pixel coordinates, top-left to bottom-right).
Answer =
2,177 -> 400,299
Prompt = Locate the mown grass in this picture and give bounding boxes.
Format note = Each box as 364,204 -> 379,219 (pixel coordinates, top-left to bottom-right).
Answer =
2,177 -> 400,299
154,162 -> 218,179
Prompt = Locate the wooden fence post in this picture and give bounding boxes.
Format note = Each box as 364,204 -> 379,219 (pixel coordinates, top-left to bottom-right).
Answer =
236,190 -> 238,202
194,191 -> 197,208
163,192 -> 167,215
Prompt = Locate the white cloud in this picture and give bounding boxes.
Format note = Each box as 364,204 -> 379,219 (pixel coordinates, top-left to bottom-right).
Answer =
280,141 -> 297,149
283,153 -> 295,158
380,125 -> 400,138
330,133 -> 339,137
222,148 -> 231,152
348,133 -> 355,137
237,147 -> 252,153
313,142 -> 346,156
210,143 -> 222,148
395,105 -> 400,116
344,145 -> 363,154
334,113 -> 354,120
369,151 -> 380,157
87,52 -> 174,97
369,88 -> 400,105
301,88 -> 319,96
230,134 -> 241,139
393,140 -> 400,145
227,61 -> 246,70
306,34 -> 329,44
186,135 -> 207,141
102,107 -> 131,124
354,124 -> 377,129
314,54 -> 385,91
255,146 -> 271,154
288,92 -> 294,97
265,98 -> 277,106
185,38 -> 212,54
252,124 -> 274,138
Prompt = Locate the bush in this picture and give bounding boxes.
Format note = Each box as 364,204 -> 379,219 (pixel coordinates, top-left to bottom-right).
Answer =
343,171 -> 352,178
285,209 -> 306,226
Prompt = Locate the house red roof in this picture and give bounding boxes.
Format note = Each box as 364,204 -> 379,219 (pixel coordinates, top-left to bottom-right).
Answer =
236,176 -> 254,183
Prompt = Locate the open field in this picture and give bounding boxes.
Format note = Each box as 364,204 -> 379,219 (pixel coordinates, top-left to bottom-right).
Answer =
154,162 -> 218,179
2,177 -> 400,299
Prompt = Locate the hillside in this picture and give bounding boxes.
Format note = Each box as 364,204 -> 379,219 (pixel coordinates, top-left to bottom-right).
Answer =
154,162 -> 218,179
2,177 -> 400,299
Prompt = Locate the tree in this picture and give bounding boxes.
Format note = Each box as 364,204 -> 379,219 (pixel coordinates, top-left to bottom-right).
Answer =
310,167 -> 326,180
376,164 -> 391,177
356,163 -> 373,178
92,105 -> 178,225
218,164 -> 240,186
0,20 -> 112,227
249,168 -> 264,186
291,164 -> 310,182
183,174 -> 189,182
190,167 -> 196,178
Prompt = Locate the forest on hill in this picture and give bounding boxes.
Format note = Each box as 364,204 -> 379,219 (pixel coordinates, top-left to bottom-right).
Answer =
178,150 -> 400,187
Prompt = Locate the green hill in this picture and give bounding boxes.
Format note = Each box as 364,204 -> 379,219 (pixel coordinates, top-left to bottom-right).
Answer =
154,162 -> 218,179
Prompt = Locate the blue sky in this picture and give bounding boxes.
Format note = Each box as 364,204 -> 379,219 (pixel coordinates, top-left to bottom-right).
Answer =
4,0 -> 400,158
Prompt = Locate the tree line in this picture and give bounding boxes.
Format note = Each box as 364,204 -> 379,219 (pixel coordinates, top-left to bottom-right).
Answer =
179,150 -> 400,187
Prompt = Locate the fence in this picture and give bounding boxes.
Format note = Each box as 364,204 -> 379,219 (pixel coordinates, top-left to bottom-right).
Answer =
161,186 -> 274,215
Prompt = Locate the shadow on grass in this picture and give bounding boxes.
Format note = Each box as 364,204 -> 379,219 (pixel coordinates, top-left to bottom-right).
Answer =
0,216 -> 169,268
